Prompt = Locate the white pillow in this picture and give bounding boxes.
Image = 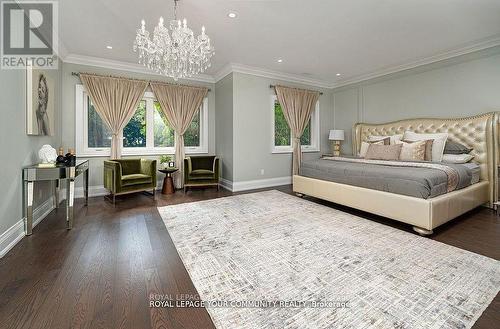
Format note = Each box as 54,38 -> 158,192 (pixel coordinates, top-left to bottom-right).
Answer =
442,154 -> 474,164
403,131 -> 448,162
359,140 -> 383,157
368,134 -> 403,145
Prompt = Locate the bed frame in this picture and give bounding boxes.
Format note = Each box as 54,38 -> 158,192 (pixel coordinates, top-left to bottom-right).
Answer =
293,112 -> 498,235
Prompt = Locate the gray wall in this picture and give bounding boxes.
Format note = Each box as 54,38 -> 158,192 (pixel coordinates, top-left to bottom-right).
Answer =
214,73 -> 234,181
333,46 -> 500,154
61,63 -> 335,188
232,72 -> 333,182
61,62 -> 216,188
0,66 -> 62,237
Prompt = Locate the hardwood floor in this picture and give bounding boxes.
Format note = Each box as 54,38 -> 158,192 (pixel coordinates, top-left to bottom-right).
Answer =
0,185 -> 498,329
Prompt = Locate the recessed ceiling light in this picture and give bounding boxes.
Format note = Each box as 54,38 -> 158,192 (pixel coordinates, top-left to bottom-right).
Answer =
336,73 -> 341,76
277,59 -> 283,63
227,12 -> 237,18
106,45 -> 113,49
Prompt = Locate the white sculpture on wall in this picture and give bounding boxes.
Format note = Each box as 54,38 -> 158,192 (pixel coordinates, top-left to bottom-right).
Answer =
38,144 -> 57,163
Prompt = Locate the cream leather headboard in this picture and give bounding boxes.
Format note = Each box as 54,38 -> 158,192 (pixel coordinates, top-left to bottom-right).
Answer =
353,112 -> 498,205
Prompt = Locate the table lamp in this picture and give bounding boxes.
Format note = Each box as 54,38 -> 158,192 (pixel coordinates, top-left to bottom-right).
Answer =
329,129 -> 345,156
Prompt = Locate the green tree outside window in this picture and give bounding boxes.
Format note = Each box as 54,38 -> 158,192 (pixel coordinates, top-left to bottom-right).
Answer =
154,102 -> 175,147
87,98 -> 203,150
274,101 -> 311,146
87,97 -> 112,148
154,101 -> 201,147
123,100 -> 147,147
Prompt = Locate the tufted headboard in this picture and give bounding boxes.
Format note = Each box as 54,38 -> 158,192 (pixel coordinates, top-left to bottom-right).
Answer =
353,112 -> 498,205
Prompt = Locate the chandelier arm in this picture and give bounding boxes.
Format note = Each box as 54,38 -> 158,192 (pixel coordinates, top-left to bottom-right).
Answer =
173,0 -> 178,21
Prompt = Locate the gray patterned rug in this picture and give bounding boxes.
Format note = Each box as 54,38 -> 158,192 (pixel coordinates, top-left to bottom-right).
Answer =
158,190 -> 500,329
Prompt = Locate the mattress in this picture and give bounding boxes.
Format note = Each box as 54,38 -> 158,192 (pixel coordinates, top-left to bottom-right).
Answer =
299,158 -> 479,199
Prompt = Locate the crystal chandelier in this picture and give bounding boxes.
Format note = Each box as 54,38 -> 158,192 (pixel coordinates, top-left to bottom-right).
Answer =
133,0 -> 214,80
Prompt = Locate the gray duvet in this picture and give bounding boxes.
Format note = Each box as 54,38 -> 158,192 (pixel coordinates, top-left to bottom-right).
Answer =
299,158 -> 474,199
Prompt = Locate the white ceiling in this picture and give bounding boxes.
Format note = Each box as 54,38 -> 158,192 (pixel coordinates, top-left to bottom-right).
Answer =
60,0 -> 500,85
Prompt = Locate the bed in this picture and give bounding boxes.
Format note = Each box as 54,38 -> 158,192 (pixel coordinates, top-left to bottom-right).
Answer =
293,112 -> 498,235
300,157 -> 480,199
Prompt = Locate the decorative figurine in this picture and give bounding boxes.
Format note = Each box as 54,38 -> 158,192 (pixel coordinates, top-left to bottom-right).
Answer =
38,145 -> 57,163
65,148 -> 76,166
56,147 -> 66,164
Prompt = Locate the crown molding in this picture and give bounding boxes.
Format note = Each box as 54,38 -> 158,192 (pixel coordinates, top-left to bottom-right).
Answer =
214,63 -> 332,89
331,35 -> 500,88
62,34 -> 500,90
63,54 -> 216,84
213,63 -> 234,82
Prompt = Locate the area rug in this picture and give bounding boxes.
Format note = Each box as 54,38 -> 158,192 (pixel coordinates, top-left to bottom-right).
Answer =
158,190 -> 500,329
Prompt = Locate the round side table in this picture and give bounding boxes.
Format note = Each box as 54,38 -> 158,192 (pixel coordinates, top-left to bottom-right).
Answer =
159,168 -> 178,195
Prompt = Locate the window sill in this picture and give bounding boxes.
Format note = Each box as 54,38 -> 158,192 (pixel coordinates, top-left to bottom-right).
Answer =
271,148 -> 320,154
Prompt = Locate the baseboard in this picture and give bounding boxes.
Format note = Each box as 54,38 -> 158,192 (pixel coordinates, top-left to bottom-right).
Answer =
74,185 -> 108,198
231,176 -> 292,192
67,176 -> 291,198
219,178 -> 234,192
0,196 -> 55,258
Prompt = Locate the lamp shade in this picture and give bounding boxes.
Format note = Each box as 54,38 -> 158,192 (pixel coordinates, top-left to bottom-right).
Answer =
329,129 -> 345,141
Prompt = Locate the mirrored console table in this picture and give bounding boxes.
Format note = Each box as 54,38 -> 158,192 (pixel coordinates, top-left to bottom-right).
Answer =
22,160 -> 89,235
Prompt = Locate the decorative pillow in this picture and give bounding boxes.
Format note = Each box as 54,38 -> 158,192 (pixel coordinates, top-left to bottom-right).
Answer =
368,134 -> 403,145
367,136 -> 391,145
444,140 -> 473,155
365,144 -> 403,161
442,154 -> 474,164
403,131 -> 448,162
403,139 -> 433,161
396,140 -> 426,161
359,140 -> 384,157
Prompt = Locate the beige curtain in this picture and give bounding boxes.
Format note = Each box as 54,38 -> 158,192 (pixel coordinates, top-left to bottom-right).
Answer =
150,82 -> 208,188
80,73 -> 149,159
275,85 -> 320,175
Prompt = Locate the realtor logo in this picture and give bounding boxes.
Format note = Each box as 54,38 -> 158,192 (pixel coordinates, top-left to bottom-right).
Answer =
1,0 -> 58,69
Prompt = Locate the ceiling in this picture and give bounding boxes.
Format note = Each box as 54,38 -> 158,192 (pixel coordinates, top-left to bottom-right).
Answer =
59,0 -> 500,86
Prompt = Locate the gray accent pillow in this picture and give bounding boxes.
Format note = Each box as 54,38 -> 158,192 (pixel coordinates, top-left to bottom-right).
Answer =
365,144 -> 403,161
444,140 -> 472,154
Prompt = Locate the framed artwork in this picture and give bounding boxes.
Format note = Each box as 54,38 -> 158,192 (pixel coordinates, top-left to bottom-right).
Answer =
26,65 -> 55,136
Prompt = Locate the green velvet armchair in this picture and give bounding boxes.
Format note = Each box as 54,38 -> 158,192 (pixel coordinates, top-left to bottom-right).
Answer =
104,159 -> 157,204
184,156 -> 220,192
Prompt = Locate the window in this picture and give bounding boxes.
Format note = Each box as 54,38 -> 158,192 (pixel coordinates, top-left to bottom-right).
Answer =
271,95 -> 319,153
76,85 -> 208,156
153,101 -> 174,147
152,101 -> 201,148
184,110 -> 201,147
87,99 -> 111,148
123,100 -> 147,148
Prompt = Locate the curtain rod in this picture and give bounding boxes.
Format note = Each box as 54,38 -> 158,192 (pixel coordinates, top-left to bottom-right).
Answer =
269,84 -> 323,95
71,72 -> 211,92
